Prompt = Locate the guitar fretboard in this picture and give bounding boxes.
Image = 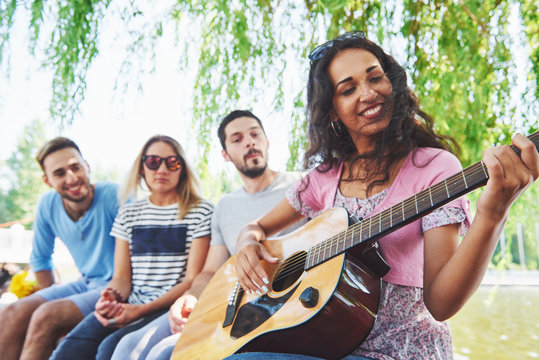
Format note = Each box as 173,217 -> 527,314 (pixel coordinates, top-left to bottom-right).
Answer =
305,131 -> 539,270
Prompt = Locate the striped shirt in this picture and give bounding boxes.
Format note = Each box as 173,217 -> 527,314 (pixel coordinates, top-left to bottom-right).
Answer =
110,198 -> 213,304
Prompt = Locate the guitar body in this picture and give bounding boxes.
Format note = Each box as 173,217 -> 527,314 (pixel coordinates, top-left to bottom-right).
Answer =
172,208 -> 382,360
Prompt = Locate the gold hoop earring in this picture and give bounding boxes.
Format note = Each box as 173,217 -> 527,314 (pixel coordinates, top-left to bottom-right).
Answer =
330,120 -> 342,137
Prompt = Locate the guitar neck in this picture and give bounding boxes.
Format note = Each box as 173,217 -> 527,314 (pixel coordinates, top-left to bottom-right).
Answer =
305,130 -> 539,270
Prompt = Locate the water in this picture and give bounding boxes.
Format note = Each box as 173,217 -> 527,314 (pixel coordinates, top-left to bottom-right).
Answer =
450,286 -> 539,359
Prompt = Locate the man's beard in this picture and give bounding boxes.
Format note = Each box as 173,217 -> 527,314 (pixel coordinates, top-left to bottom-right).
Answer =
238,162 -> 267,179
235,148 -> 267,179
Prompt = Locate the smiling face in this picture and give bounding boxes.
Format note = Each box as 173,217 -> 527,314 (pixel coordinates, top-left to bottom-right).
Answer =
141,141 -> 182,196
329,47 -> 394,150
42,147 -> 92,203
222,116 -> 269,179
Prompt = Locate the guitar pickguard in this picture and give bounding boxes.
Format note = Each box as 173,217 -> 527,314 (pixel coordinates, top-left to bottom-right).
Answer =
230,283 -> 300,338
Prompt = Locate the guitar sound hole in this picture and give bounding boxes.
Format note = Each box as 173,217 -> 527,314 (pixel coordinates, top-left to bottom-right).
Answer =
272,251 -> 306,292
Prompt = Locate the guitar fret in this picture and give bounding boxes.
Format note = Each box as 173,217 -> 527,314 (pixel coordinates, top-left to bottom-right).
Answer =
428,187 -> 433,206
480,161 -> 488,178
401,201 -> 405,221
378,212 -> 382,234
414,195 -> 418,214
369,217 -> 372,238
461,170 -> 468,188
390,207 -> 393,227
444,179 -> 450,198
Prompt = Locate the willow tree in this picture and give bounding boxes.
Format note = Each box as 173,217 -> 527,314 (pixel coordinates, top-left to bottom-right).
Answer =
1,0 -> 537,169
1,1 -> 539,267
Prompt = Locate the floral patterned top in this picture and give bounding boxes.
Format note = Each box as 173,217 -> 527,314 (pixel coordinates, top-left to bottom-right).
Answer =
286,186 -> 468,360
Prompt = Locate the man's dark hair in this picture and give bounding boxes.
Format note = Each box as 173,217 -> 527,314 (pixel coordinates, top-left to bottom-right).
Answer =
36,137 -> 82,171
217,110 -> 265,150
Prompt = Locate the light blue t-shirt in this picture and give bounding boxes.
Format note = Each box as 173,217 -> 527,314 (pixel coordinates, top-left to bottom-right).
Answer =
30,182 -> 119,282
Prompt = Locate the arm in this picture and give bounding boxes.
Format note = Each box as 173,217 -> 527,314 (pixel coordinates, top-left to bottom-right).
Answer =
423,134 -> 539,321
168,244 -> 230,333
234,198 -> 305,295
107,238 -> 133,299
34,270 -> 55,289
94,238 -> 132,320
30,196 -> 57,288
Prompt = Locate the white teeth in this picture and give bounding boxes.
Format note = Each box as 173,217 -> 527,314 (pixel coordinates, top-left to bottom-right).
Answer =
362,104 -> 382,116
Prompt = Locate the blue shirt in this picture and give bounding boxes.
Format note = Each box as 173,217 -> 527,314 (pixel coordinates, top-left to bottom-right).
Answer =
30,182 -> 119,282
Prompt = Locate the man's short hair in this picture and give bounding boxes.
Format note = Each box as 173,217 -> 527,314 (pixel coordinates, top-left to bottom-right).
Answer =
36,137 -> 82,171
217,110 -> 265,150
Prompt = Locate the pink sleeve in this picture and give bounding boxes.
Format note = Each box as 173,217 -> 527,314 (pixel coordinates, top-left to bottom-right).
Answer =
413,149 -> 473,229
285,163 -> 343,218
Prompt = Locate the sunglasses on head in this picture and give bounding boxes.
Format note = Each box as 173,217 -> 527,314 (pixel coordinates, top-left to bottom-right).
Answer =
308,31 -> 366,62
142,155 -> 182,171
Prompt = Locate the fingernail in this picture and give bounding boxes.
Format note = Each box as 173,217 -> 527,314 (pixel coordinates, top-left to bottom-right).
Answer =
262,286 -> 268,293
255,290 -> 262,296
262,277 -> 269,285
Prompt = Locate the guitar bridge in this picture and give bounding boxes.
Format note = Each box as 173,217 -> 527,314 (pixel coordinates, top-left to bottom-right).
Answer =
223,281 -> 244,327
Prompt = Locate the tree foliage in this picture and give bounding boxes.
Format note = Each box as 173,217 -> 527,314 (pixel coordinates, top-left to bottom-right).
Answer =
0,1 -> 538,256
0,119 -> 49,227
1,0 -> 536,166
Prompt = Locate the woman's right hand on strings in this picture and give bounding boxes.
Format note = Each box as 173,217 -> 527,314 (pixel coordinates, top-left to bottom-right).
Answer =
478,134 -> 539,221
234,223 -> 279,296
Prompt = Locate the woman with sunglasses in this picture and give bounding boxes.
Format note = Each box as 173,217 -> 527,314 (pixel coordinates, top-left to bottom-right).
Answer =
230,33 -> 538,359
51,135 -> 213,360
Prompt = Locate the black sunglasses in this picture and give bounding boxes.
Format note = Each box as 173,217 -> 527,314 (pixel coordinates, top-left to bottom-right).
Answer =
308,31 -> 366,62
142,155 -> 182,171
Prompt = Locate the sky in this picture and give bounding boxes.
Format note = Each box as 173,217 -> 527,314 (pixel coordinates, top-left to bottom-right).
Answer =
0,3 -> 294,190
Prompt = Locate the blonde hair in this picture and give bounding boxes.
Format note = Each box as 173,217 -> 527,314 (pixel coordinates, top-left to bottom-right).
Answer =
120,135 -> 202,219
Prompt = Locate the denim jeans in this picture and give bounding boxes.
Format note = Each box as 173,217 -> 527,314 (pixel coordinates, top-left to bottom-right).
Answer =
49,309 -> 167,360
111,311 -> 177,360
224,353 -> 374,360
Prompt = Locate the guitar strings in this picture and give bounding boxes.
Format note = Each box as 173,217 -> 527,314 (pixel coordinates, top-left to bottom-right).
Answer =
307,161 -> 489,265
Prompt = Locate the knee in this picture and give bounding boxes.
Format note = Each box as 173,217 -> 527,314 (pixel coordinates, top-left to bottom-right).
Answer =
0,297 -> 40,330
29,301 -> 65,332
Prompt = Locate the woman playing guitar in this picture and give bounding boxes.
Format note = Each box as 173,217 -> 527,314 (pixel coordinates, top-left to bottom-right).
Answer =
231,32 -> 539,360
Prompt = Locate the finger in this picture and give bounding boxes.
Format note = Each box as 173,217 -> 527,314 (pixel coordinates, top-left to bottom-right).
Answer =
237,247 -> 268,295
259,244 -> 279,264
106,303 -> 123,318
95,300 -> 111,311
181,297 -> 197,317
512,134 -> 539,179
94,311 -> 110,327
235,251 -> 261,294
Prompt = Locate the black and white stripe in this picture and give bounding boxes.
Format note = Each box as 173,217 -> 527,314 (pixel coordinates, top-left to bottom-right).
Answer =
111,198 -> 213,304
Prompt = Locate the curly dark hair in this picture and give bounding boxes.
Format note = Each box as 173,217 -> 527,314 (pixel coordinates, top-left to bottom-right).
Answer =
305,34 -> 458,196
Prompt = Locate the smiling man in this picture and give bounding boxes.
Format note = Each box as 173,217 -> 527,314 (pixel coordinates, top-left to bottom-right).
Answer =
0,137 -> 119,360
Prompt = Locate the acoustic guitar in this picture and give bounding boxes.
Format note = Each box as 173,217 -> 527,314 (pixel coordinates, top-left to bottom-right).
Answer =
172,131 -> 538,360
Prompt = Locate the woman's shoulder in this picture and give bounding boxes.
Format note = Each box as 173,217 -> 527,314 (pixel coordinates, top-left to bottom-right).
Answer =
411,147 -> 461,169
305,161 -> 343,181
